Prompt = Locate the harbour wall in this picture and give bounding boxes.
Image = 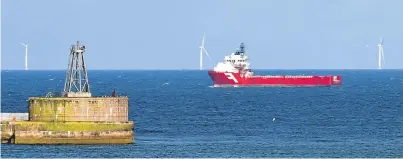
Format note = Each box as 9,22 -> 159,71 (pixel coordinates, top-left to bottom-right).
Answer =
1,96 -> 134,144
28,97 -> 129,122
1,120 -> 134,144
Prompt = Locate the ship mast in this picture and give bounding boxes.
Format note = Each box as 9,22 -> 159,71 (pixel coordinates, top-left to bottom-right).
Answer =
63,41 -> 91,97
235,43 -> 245,56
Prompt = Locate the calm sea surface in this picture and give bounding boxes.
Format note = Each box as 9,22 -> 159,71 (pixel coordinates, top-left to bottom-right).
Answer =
1,70 -> 402,158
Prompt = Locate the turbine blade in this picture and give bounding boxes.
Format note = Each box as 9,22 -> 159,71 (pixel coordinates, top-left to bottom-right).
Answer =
201,34 -> 205,47
203,47 -> 212,60
19,42 -> 26,46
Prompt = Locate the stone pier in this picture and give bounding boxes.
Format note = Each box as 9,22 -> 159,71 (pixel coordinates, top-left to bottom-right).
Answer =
1,96 -> 135,144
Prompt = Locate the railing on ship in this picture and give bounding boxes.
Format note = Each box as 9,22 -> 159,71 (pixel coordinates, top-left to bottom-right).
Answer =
245,75 -> 314,78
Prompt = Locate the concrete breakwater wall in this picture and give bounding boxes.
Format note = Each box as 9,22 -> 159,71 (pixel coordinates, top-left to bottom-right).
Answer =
28,97 -> 129,122
1,121 -> 16,143
1,121 -> 134,144
1,96 -> 135,144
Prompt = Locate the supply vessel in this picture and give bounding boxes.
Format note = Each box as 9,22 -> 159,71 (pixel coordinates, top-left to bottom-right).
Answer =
208,43 -> 342,87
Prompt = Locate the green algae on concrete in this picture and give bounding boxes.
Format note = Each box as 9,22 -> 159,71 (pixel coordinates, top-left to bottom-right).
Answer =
15,121 -> 134,131
2,97 -> 135,144
28,97 -> 129,122
1,121 -> 16,143
15,138 -> 134,145
10,96 -> 136,144
2,121 -> 135,144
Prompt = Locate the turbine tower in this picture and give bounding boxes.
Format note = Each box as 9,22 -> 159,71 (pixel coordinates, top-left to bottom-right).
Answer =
199,33 -> 211,70
63,41 -> 91,97
19,42 -> 29,70
377,37 -> 385,69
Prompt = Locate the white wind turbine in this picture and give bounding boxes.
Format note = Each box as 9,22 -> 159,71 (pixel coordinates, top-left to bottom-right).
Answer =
377,37 -> 385,70
199,33 -> 211,70
19,42 -> 30,70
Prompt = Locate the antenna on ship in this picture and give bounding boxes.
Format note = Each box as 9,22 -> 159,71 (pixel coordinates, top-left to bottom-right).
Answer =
62,41 -> 91,97
235,43 -> 245,56
199,33 -> 211,70
19,42 -> 30,70
377,37 -> 385,69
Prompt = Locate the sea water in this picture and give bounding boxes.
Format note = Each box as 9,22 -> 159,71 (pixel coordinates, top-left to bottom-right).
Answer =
1,70 -> 402,158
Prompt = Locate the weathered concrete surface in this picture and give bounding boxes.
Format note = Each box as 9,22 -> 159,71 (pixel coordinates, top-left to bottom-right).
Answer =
15,121 -> 133,131
15,137 -> 134,144
15,130 -> 134,144
1,121 -> 16,143
1,121 -> 134,144
28,97 -> 129,122
1,113 -> 29,121
2,95 -> 135,144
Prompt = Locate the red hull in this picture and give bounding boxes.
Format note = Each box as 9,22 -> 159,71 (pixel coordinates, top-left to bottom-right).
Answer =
208,71 -> 341,87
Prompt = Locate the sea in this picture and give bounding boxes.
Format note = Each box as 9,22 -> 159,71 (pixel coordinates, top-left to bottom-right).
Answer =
1,70 -> 402,158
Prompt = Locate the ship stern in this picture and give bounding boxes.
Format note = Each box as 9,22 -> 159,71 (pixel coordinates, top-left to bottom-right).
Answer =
331,76 -> 342,85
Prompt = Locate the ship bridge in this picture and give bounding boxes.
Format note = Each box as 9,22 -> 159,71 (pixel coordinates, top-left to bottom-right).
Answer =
223,43 -> 249,69
213,43 -> 251,73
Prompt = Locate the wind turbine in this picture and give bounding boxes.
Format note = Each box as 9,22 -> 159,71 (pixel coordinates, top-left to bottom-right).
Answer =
377,37 -> 385,70
19,42 -> 30,70
199,33 -> 211,70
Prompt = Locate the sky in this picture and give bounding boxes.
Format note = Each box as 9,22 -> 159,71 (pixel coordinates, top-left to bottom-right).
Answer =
1,0 -> 403,70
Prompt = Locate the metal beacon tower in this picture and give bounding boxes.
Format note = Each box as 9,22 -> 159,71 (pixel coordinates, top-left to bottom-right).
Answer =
63,41 -> 91,97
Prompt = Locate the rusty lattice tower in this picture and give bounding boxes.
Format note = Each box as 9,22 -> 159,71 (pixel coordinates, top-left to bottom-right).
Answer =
62,41 -> 91,97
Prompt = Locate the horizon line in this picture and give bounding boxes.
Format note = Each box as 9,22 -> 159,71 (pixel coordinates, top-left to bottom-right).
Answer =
2,68 -> 403,71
